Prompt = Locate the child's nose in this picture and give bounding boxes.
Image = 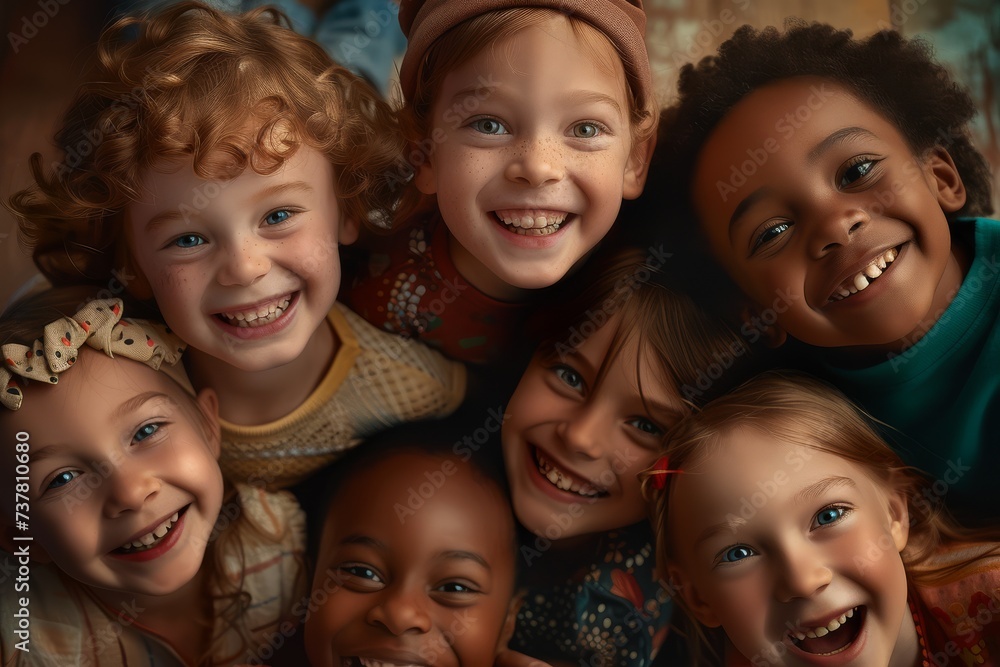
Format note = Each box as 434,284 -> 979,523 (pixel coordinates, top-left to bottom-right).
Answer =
103,462 -> 160,518
557,406 -> 609,461
504,136 -> 564,187
366,584 -> 433,636
217,238 -> 271,287
772,545 -> 833,602
807,205 -> 868,259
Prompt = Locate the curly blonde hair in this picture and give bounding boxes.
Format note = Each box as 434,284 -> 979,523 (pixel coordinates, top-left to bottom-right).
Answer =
8,1 -> 405,287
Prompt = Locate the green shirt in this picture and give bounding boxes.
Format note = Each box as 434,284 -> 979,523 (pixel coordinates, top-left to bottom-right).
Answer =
823,217 -> 1000,524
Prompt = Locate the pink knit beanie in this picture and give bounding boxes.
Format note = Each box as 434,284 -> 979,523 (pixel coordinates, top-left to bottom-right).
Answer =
398,0 -> 652,111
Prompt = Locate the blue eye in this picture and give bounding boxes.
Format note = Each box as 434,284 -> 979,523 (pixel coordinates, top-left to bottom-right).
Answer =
839,159 -> 879,187
343,565 -> 382,582
133,424 -> 160,442
553,365 -> 584,391
470,118 -> 508,135
814,506 -> 848,527
173,234 -> 204,248
572,122 -> 602,139
47,470 -> 80,490
264,209 -> 292,226
720,545 -> 755,563
752,222 -> 790,253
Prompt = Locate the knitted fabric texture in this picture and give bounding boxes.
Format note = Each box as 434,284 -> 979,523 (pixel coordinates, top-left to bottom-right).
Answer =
219,303 -> 467,489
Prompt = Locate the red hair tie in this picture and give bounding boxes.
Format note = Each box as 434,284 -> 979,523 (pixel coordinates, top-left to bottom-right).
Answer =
649,455 -> 683,490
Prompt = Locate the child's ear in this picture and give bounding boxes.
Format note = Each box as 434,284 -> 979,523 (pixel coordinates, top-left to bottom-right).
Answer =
496,590 -> 525,653
923,146 -> 967,213
411,138 -> 438,196
0,523 -> 52,563
741,303 -> 787,348
885,475 -> 910,553
339,215 -> 360,246
414,160 -> 438,196
623,132 -> 656,200
668,564 -> 721,628
195,388 -> 222,460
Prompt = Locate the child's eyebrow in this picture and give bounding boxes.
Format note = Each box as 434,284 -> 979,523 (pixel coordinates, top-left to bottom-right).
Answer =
142,182 -> 315,232
28,443 -> 70,465
693,476 -> 857,547
251,181 -> 314,204
438,550 -> 491,571
792,475 -> 856,505
564,90 -> 623,116
728,187 -> 774,236
807,127 -> 878,163
28,392 -> 176,464
338,534 -> 385,550
112,391 -> 176,421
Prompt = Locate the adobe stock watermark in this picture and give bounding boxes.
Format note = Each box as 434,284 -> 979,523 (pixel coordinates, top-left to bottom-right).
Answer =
553,244 -> 673,363
721,445 -> 814,530
879,0 -> 932,31
383,73 -> 500,192
50,65 -> 169,182
682,287 -> 798,402
7,0 -> 70,55
887,253 -> 999,372
394,406 -> 506,523
714,83 -> 836,203
659,0 -> 752,78
853,457 -> 971,576
333,2 -> 399,67
520,447 -> 642,567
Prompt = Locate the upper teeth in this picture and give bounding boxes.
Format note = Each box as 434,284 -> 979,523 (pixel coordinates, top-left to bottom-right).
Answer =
119,512 -> 179,552
790,606 -> 856,641
496,209 -> 568,235
535,451 -> 601,497
830,248 -> 897,302
220,297 -> 291,327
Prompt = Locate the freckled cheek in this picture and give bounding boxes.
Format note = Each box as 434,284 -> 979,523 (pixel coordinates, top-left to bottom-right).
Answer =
154,266 -> 191,293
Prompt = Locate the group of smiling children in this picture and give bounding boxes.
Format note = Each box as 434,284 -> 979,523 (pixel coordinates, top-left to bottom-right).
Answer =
1,0 -> 998,665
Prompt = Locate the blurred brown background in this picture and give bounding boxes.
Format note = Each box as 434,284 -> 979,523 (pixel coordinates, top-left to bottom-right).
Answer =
2,0 -> 998,309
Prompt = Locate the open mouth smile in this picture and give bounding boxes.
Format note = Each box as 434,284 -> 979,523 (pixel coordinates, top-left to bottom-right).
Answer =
788,605 -> 865,656
533,447 -> 605,498
113,505 -> 189,555
828,246 -> 901,303
494,209 -> 569,236
215,294 -> 293,328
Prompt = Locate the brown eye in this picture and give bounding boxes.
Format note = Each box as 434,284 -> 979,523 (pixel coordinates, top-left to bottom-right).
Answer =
839,158 -> 880,188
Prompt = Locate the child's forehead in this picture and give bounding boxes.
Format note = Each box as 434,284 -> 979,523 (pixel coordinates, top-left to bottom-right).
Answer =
8,349 -> 188,420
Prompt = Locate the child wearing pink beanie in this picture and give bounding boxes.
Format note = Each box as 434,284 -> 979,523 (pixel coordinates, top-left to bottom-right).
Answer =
343,0 -> 658,364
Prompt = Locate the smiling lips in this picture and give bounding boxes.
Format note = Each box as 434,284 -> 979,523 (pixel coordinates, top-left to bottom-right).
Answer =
789,605 -> 865,656
217,295 -> 292,328
495,209 -> 568,236
114,507 -> 185,554
828,247 -> 899,303
534,448 -> 604,498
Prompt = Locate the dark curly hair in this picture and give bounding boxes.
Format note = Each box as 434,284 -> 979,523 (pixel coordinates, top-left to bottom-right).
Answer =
7,1 -> 406,289
656,21 -> 993,225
